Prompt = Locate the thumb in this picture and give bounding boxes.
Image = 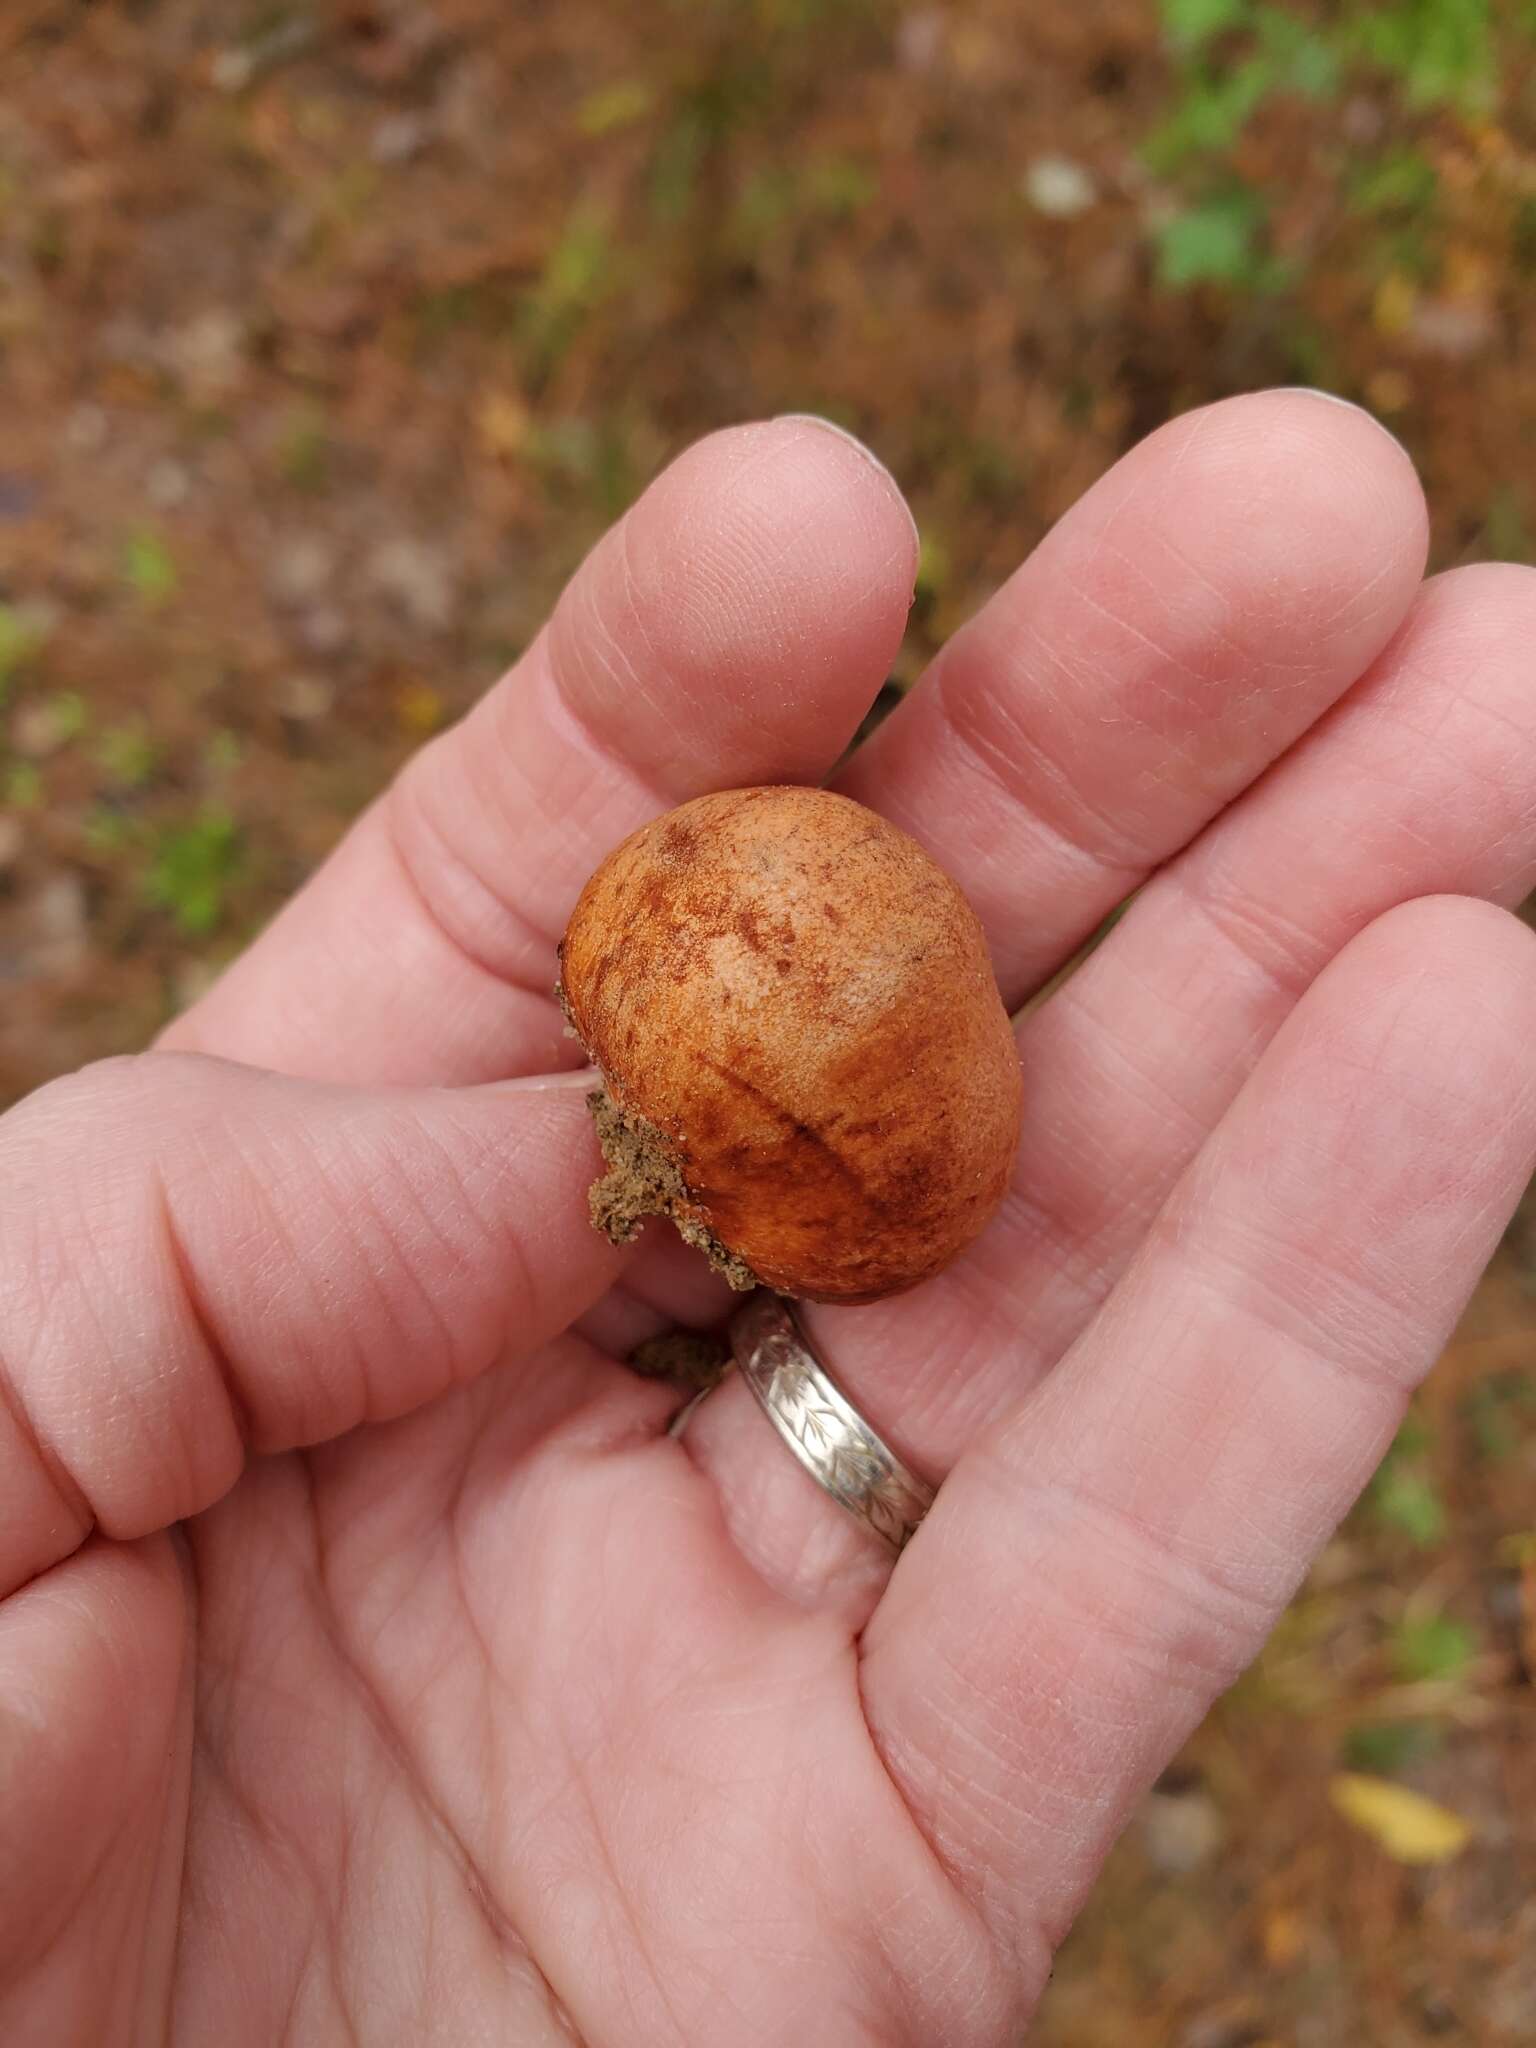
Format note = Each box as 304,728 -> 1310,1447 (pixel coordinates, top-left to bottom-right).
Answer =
0,1053 -> 619,1598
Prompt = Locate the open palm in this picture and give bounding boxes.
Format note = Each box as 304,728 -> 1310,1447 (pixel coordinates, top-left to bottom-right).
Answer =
6,397 -> 1536,2046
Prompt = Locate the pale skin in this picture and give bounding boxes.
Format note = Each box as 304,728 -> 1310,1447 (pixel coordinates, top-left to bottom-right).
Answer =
5,392 -> 1536,2046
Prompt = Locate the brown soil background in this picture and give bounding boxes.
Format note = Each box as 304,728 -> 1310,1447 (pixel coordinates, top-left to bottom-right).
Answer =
4,3 -> 1536,2039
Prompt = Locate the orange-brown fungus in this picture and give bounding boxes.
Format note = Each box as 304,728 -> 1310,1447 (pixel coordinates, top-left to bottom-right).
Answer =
558,785 -> 1022,1304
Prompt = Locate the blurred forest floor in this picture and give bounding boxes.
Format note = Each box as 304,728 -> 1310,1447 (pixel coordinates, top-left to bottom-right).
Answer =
4,2 -> 1536,2040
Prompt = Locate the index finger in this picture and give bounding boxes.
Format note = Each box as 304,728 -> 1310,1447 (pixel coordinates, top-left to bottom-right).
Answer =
165,419 -> 918,1084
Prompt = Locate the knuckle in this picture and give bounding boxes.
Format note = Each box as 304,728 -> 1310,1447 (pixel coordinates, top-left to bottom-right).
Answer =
4,1050 -> 202,1150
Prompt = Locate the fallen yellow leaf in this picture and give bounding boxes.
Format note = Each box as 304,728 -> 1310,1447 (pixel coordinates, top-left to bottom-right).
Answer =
395,683 -> 445,737
1373,272 -> 1418,337
475,388 -> 530,461
1261,1905 -> 1306,1968
1365,369 -> 1413,416
1328,1773 -> 1472,1866
576,80 -> 654,137
1442,245 -> 1494,304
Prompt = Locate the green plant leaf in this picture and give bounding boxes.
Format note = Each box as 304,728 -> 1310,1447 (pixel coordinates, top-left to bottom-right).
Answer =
1254,5 -> 1340,95
43,691 -> 87,745
915,529 -> 950,603
144,810 -> 240,936
1387,1414 -> 1433,1462
1144,57 -> 1275,170
1345,0 -> 1495,112
1160,0 -> 1248,49
1349,146 -> 1440,218
1342,1719 -> 1444,1773
1365,1412 -> 1445,1545
519,205 -> 615,376
3,761 -> 41,809
803,155 -> 877,219
1155,187 -> 1269,288
0,602 -> 50,700
96,721 -> 160,790
1371,1467 -> 1447,1546
121,528 -> 179,609
277,406 -> 331,493
577,79 -> 655,137
1393,1612 -> 1477,1685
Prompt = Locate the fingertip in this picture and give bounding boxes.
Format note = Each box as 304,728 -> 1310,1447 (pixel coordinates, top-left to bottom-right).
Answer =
577,416 -> 918,777
1171,384 -> 1421,486
1255,384 -> 1417,465
1330,888 -> 1536,981
1411,558 -> 1536,657
1243,386 -> 1428,556
771,413 -> 921,563
1279,896 -> 1536,1214
1333,893 -> 1536,1062
1115,387 -> 1429,654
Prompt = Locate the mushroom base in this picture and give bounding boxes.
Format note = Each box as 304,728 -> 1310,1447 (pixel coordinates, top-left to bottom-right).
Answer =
586,1089 -> 761,1294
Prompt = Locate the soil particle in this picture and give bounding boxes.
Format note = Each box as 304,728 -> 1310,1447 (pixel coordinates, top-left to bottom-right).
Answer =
586,1088 -> 760,1292
627,1329 -> 730,1391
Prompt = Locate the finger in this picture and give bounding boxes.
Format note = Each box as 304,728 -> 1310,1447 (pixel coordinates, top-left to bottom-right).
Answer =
166,419 -> 918,1085
861,897 -> 1536,1970
840,389 -> 1427,1002
972,562 -> 1536,1367
0,1054 -> 617,1599
0,1536 -> 188,2037
682,563 -> 1536,1619
853,561 -> 1536,1461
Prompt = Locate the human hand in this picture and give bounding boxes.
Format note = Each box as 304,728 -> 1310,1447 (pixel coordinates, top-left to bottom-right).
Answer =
4,395 -> 1535,2045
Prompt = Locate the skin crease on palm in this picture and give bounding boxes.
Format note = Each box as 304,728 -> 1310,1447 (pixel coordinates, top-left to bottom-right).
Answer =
6,398 -> 1536,2048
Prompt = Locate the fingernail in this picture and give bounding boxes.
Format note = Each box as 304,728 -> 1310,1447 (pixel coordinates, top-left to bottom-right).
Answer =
776,414 -> 919,551
485,1066 -> 602,1095
1270,387 -> 1408,452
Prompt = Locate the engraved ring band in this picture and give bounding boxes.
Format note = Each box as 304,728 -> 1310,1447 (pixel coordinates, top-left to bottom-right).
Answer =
673,1290 -> 936,1555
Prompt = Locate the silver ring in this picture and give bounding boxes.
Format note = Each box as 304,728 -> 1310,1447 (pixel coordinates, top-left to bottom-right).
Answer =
726,1292 -> 934,1555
